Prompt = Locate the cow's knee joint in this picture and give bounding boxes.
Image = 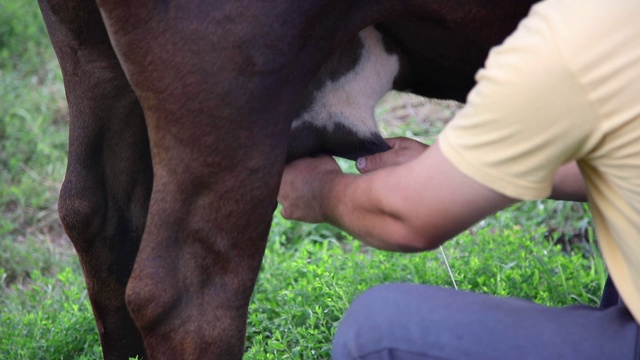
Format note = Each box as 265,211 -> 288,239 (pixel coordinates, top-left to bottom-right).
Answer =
58,174 -> 106,251
125,265 -> 182,331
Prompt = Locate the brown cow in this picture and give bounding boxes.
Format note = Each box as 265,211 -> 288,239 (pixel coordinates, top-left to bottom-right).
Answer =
37,0 -> 538,358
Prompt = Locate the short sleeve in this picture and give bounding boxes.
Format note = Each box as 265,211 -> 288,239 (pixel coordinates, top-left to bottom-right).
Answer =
438,0 -> 599,200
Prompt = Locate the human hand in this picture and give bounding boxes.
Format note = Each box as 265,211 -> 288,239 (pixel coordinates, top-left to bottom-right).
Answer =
278,156 -> 343,223
356,137 -> 429,173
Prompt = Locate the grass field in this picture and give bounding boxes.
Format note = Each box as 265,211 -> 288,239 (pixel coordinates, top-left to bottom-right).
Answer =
0,3 -> 604,359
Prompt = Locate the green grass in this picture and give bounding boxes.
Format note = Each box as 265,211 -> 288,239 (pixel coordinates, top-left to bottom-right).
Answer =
0,1 -> 69,287
245,214 -> 603,359
0,2 -> 603,359
1,268 -> 102,359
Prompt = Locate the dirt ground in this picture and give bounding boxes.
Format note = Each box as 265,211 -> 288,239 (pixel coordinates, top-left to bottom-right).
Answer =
376,91 -> 462,140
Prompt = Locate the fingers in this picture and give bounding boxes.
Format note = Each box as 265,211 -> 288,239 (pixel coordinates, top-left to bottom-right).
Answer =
385,137 -> 430,150
384,137 -> 412,149
357,137 -> 429,173
277,156 -> 342,223
356,151 -> 401,173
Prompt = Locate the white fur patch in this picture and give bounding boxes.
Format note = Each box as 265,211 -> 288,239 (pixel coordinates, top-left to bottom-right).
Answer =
292,27 -> 399,137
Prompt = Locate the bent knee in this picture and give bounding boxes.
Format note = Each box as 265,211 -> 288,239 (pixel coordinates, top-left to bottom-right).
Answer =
58,174 -> 106,249
333,285 -> 393,351
342,283 -> 443,323
334,284 -> 446,358
125,264 -> 182,331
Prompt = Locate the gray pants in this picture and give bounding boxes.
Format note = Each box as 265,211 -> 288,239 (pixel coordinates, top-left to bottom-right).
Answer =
332,280 -> 639,359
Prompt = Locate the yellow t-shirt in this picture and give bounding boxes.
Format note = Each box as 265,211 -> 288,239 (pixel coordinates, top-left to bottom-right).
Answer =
439,0 -> 640,321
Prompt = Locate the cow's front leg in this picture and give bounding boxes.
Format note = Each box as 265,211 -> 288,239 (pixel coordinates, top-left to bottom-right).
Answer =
95,1 -> 357,357
120,64 -> 294,357
124,133 -> 284,358
38,1 -> 152,358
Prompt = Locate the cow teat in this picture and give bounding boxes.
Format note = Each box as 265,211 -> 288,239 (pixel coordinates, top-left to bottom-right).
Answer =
286,26 -> 400,162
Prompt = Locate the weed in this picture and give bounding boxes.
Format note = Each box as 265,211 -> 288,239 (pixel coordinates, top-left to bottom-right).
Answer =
0,268 -> 102,359
244,220 -> 604,359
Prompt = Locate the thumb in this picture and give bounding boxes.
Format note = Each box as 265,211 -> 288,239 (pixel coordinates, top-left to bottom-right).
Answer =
357,151 -> 392,173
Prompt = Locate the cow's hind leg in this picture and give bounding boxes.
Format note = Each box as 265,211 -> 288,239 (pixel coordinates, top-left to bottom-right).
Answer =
38,1 -> 151,358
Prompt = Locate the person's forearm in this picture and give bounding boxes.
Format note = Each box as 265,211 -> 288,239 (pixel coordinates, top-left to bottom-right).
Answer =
279,143 -> 515,253
323,170 -> 440,252
549,161 -> 587,202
